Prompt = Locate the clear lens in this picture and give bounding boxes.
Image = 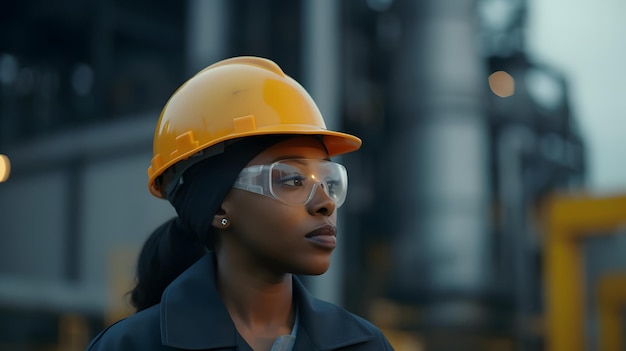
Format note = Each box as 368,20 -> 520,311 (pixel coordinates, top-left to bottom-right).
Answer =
233,159 -> 348,207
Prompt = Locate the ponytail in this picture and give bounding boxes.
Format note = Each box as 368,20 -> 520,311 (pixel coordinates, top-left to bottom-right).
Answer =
130,217 -> 205,312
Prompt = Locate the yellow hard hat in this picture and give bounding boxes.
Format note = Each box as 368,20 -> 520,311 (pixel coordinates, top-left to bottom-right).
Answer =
148,56 -> 362,198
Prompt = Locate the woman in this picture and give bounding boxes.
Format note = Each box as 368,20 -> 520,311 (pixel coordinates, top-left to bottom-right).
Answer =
86,56 -> 393,350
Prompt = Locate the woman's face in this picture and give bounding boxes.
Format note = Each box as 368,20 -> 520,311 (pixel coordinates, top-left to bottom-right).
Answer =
218,136 -> 340,276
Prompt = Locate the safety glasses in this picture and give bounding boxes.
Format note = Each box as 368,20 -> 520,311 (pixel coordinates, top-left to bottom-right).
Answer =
232,159 -> 348,208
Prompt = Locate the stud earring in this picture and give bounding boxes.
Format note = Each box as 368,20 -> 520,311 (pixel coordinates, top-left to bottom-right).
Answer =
221,218 -> 228,226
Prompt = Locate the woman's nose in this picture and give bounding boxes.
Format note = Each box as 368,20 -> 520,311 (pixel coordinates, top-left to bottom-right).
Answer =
306,182 -> 336,216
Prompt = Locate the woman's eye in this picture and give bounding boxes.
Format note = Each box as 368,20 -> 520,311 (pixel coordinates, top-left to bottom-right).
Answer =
325,180 -> 338,195
280,175 -> 305,187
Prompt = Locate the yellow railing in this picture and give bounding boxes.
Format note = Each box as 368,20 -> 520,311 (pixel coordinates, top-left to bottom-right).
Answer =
542,193 -> 626,351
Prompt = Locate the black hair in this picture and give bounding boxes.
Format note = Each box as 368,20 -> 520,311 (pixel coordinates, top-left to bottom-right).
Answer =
130,217 -> 205,311
129,135 -> 291,312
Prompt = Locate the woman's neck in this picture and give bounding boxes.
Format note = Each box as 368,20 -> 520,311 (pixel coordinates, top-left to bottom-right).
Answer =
215,252 -> 295,349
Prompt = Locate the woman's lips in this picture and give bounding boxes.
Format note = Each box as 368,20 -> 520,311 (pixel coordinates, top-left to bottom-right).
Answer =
305,225 -> 337,250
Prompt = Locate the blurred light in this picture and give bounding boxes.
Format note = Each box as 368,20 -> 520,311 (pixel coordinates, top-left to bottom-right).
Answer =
71,63 -> 94,96
0,154 -> 10,182
0,54 -> 18,85
488,70 -> 515,97
525,68 -> 563,110
367,0 -> 393,12
478,0 -> 522,30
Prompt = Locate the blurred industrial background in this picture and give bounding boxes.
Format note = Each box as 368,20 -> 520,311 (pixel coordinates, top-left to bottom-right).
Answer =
0,0 -> 625,350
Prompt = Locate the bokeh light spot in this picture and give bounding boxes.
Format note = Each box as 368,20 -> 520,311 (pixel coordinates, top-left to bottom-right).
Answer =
488,70 -> 515,97
0,154 -> 10,182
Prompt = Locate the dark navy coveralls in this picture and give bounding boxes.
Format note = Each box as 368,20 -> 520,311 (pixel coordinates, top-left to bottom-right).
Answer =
86,253 -> 394,350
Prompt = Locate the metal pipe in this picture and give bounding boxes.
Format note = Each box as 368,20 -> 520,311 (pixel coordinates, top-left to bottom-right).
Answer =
301,0 -> 343,305
388,0 -> 492,320
185,0 -> 229,76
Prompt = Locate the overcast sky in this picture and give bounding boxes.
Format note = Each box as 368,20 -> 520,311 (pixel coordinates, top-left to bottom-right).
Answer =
526,0 -> 626,194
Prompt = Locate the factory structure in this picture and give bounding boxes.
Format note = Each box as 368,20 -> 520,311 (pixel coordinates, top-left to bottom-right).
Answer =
1,1 -> 625,350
